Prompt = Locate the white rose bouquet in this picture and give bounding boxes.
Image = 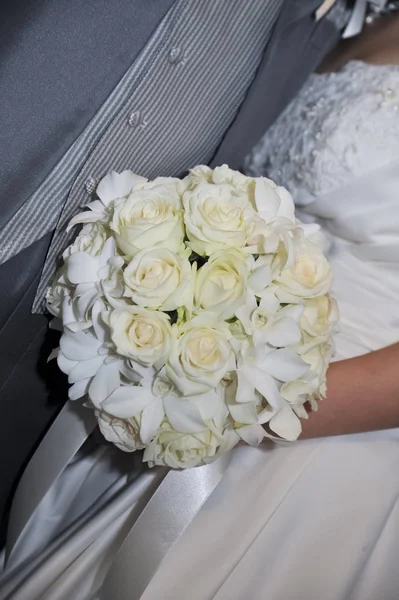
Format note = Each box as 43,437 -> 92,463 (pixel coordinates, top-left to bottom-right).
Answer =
48,165 -> 337,469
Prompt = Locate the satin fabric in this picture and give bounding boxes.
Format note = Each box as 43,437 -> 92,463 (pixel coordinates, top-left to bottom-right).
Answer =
1,164 -> 399,598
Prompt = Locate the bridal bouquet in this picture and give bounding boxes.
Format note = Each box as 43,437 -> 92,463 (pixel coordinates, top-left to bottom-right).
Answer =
47,165 -> 337,468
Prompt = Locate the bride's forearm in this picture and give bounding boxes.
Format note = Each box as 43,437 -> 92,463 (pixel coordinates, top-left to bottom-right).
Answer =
300,343 -> 399,439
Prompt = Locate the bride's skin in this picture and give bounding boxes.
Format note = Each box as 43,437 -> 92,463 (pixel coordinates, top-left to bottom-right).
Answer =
300,16 -> 399,439
319,11 -> 399,72
301,344 -> 399,438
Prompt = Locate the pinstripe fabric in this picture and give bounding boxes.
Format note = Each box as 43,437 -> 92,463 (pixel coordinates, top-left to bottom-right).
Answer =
0,4 -> 178,269
23,0 -> 283,312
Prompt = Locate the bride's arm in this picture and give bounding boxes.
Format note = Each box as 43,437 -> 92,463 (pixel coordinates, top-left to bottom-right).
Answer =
300,343 -> 399,439
318,12 -> 399,73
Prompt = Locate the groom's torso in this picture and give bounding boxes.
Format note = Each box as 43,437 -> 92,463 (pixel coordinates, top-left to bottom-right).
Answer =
0,0 -> 342,536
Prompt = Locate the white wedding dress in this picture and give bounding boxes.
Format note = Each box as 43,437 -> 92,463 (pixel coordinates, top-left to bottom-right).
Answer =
1,60 -> 399,600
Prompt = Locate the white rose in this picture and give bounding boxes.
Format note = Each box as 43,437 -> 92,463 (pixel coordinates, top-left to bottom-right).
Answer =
275,238 -> 333,300
108,307 -> 173,367
143,417 -> 240,469
189,164 -> 253,193
166,314 -> 236,396
64,237 -> 118,286
143,423 -> 220,468
183,181 -> 256,256
247,217 -> 299,261
245,178 -> 297,257
186,165 -> 214,186
96,410 -> 144,452
194,249 -> 252,319
253,177 -> 296,224
57,327 -> 109,401
62,239 -> 124,328
46,269 -> 70,318
123,247 -> 193,311
110,178 -> 184,258
63,223 -> 108,259
281,342 -> 332,406
301,295 -> 339,338
211,164 -> 254,191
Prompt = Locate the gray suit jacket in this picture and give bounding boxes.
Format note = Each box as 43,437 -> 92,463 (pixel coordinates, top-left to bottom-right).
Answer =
0,0 -> 339,539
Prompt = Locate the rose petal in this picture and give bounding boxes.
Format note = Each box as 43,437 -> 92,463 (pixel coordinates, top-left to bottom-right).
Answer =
68,355 -> 105,384
236,369 -> 255,403
241,367 -> 283,410
269,405 -> 302,441
89,361 -> 121,407
68,378 -> 91,400
262,317 -> 302,347
190,390 -> 224,420
67,211 -> 105,231
102,385 -> 155,418
254,178 -> 280,221
163,396 -> 206,434
60,330 -> 100,361
237,424 -> 265,446
57,352 -> 78,375
97,170 -> 147,206
229,400 -> 258,425
276,186 -> 295,222
140,398 -> 165,444
248,265 -> 272,294
262,348 -> 309,382
66,253 -> 100,284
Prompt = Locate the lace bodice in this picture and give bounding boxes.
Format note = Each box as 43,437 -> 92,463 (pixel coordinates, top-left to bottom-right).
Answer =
246,61 -> 399,202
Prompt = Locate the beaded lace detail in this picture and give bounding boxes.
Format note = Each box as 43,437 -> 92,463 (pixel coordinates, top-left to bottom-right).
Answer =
246,61 -> 399,201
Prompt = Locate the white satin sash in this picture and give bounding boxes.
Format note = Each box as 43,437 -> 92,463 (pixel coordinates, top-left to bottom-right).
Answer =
1,401 -> 232,600
6,402 -> 97,563
99,453 -> 231,600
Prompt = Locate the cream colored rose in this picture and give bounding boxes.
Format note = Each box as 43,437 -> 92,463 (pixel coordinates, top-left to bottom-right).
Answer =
46,269 -> 70,318
301,295 -> 339,338
63,223 -> 108,259
253,177 -> 295,224
143,422 -> 220,468
281,342 -> 331,406
108,307 -> 173,367
166,315 -> 236,396
110,178 -> 184,258
96,410 -> 144,452
183,181 -> 256,256
275,239 -> 333,300
212,164 -> 254,192
186,165 -> 214,186
123,247 -> 193,311
188,164 -> 253,193
194,249 -> 252,319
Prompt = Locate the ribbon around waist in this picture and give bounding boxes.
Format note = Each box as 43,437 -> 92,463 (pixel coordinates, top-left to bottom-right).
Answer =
5,399 -> 232,600
5,402 -> 98,562
99,451 -> 232,600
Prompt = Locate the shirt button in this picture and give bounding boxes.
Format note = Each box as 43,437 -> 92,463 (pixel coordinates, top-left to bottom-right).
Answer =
84,176 -> 98,195
168,46 -> 185,64
128,110 -> 142,128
